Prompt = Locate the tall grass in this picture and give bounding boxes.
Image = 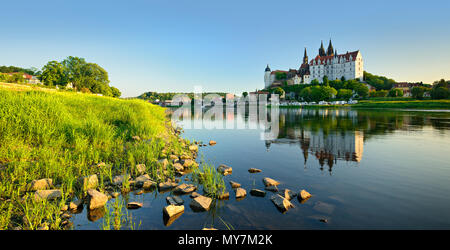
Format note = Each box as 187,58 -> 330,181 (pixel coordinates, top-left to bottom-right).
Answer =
0,88 -> 183,229
192,161 -> 226,198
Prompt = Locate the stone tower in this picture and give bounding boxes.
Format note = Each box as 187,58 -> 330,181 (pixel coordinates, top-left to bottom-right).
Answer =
264,64 -> 272,88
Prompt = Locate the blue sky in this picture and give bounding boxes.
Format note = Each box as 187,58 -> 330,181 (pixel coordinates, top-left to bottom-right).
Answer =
1,0 -> 449,97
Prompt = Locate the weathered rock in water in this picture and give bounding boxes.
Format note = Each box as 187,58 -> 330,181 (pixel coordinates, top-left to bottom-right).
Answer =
110,192 -> 120,198
235,188 -> 247,199
134,189 -> 144,195
126,202 -> 143,209
279,189 -> 296,200
248,168 -> 262,173
250,189 -> 266,197
173,183 -> 197,194
190,195 -> 212,212
229,181 -> 241,188
265,185 -> 279,192
135,164 -> 146,175
190,192 -> 200,198
202,227 -> 218,230
173,163 -> 184,172
34,189 -> 62,201
299,189 -> 312,200
180,155 -> 192,160
87,207 -> 105,222
61,213 -> 72,220
263,177 -> 280,187
157,158 -> 169,169
77,174 -> 98,190
28,178 -> 53,191
270,194 -> 294,213
189,145 -> 198,152
112,174 -> 130,186
166,196 -> 184,205
169,155 -> 179,162
135,174 -> 151,183
163,205 -> 184,218
319,218 -> 328,223
218,192 -> 230,200
142,180 -> 157,189
209,140 -> 216,145
87,189 -> 108,210
182,159 -> 196,168
217,164 -> 232,176
158,181 -> 178,191
69,199 -> 83,210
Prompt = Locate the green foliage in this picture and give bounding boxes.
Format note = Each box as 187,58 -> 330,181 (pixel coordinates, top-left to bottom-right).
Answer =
411,86 -> 428,100
192,163 -> 226,198
299,85 -> 337,102
0,66 -> 39,75
242,92 -> 248,98
336,89 -> 353,100
364,71 -> 396,90
388,88 -> 404,97
40,61 -> 65,86
275,72 -> 287,80
369,90 -> 389,98
430,87 -> 449,99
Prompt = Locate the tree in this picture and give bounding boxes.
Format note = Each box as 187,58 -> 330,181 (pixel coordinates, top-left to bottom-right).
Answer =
272,87 -> 285,97
388,88 -> 404,97
40,61 -> 65,86
323,76 -> 329,86
430,87 -> 449,99
369,90 -> 388,97
354,83 -> 369,98
61,56 -> 87,87
242,92 -> 248,98
110,86 -> 122,98
411,86 -> 426,99
337,89 -> 353,100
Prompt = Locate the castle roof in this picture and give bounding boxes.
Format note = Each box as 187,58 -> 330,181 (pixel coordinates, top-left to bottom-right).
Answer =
310,50 -> 359,65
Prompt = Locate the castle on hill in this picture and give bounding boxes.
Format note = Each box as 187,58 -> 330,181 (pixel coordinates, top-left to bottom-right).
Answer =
264,40 -> 364,88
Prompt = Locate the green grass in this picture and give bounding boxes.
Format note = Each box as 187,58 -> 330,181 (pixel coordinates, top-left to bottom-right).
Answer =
353,99 -> 450,109
0,87 -> 186,229
192,161 -> 226,198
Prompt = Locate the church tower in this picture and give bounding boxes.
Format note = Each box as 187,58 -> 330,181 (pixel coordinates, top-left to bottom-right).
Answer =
327,39 -> 334,56
319,41 -> 326,56
303,48 -> 308,64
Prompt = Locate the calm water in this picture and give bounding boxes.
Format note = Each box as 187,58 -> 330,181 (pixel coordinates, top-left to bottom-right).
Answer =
72,108 -> 450,230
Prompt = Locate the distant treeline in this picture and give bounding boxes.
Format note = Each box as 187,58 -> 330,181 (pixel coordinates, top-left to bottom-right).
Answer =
137,92 -> 230,102
0,65 -> 39,75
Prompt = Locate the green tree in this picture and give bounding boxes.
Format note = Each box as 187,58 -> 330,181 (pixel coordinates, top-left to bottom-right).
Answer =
411,86 -> 426,99
110,86 -> 122,98
40,61 -> 65,86
354,83 -> 369,98
430,87 -> 449,99
388,88 -> 404,97
337,89 -> 353,100
242,92 -> 248,98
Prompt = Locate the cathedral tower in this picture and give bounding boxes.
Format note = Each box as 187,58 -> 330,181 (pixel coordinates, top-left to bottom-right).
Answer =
319,41 -> 326,56
327,39 -> 334,56
303,48 -> 308,64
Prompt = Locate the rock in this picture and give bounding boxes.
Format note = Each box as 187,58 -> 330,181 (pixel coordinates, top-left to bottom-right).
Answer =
203,227 -> 218,230
299,189 -> 312,200
166,196 -> 184,205
182,159 -> 196,168
142,180 -> 157,189
270,194 -> 294,213
87,207 -> 105,222
189,145 -> 198,152
263,177 -> 280,187
235,188 -> 247,199
265,185 -> 279,192
218,192 -> 230,200
248,168 -> 262,173
96,162 -> 106,168
134,189 -> 144,195
229,181 -> 241,188
180,155 -> 192,160
61,205 -> 69,211
157,159 -> 169,169
37,222 -> 49,230
28,178 -> 53,191
158,181 -> 178,191
217,164 -> 232,176
61,213 -> 72,220
190,195 -> 212,212
112,174 -> 130,186
250,189 -> 266,197
69,199 -> 83,210
163,205 -> 184,218
34,189 -> 62,201
190,192 -> 200,198
173,163 -> 184,172
110,192 -> 120,198
77,175 -> 98,190
135,174 -> 151,183
135,164 -> 146,175
87,189 -> 108,210
209,140 -> 216,145
173,183 -> 197,194
319,218 -> 328,223
169,155 -> 179,162
279,189 -> 296,200
126,202 -> 143,209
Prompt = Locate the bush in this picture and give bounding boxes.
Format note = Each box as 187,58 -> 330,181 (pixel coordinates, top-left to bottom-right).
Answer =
430,87 -> 449,99
337,89 -> 353,100
388,88 -> 404,97
370,90 -> 388,97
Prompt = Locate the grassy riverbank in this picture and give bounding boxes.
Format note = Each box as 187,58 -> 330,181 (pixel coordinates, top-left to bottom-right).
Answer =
0,86 -> 192,230
352,99 -> 450,109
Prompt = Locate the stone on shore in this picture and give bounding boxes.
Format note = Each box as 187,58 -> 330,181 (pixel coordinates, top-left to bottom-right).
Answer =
248,168 -> 262,173
263,177 -> 280,187
173,183 -> 197,194
158,181 -> 178,191
217,164 -> 232,176
28,178 -> 53,191
173,163 -> 184,172
87,189 -> 108,210
299,189 -> 312,200
250,189 -> 266,197
190,195 -> 212,212
182,159 -> 196,168
189,145 -> 198,152
163,205 -> 184,218
218,192 -> 230,200
235,188 -> 247,199
209,140 -> 216,145
270,194 -> 294,213
169,155 -> 179,162
142,180 -> 157,189
69,199 -> 83,210
135,174 -> 152,183
77,174 -> 98,190
166,196 -> 184,205
112,174 -> 130,186
190,192 -> 200,198
229,181 -> 241,188
135,164 -> 146,175
157,158 -> 169,169
265,185 -> 279,192
279,189 -> 297,200
34,189 -> 62,201
126,202 -> 143,209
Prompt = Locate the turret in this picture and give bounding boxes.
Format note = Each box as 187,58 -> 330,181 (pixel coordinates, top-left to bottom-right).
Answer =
319,41 -> 326,56
303,48 -> 308,64
327,39 -> 334,56
264,64 -> 272,88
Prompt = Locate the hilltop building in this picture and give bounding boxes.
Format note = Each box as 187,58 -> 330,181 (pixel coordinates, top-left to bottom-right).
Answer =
265,40 -> 364,88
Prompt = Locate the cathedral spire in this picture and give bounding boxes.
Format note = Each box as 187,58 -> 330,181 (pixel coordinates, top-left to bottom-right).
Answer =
327,39 -> 334,56
303,47 -> 308,64
319,41 -> 326,57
